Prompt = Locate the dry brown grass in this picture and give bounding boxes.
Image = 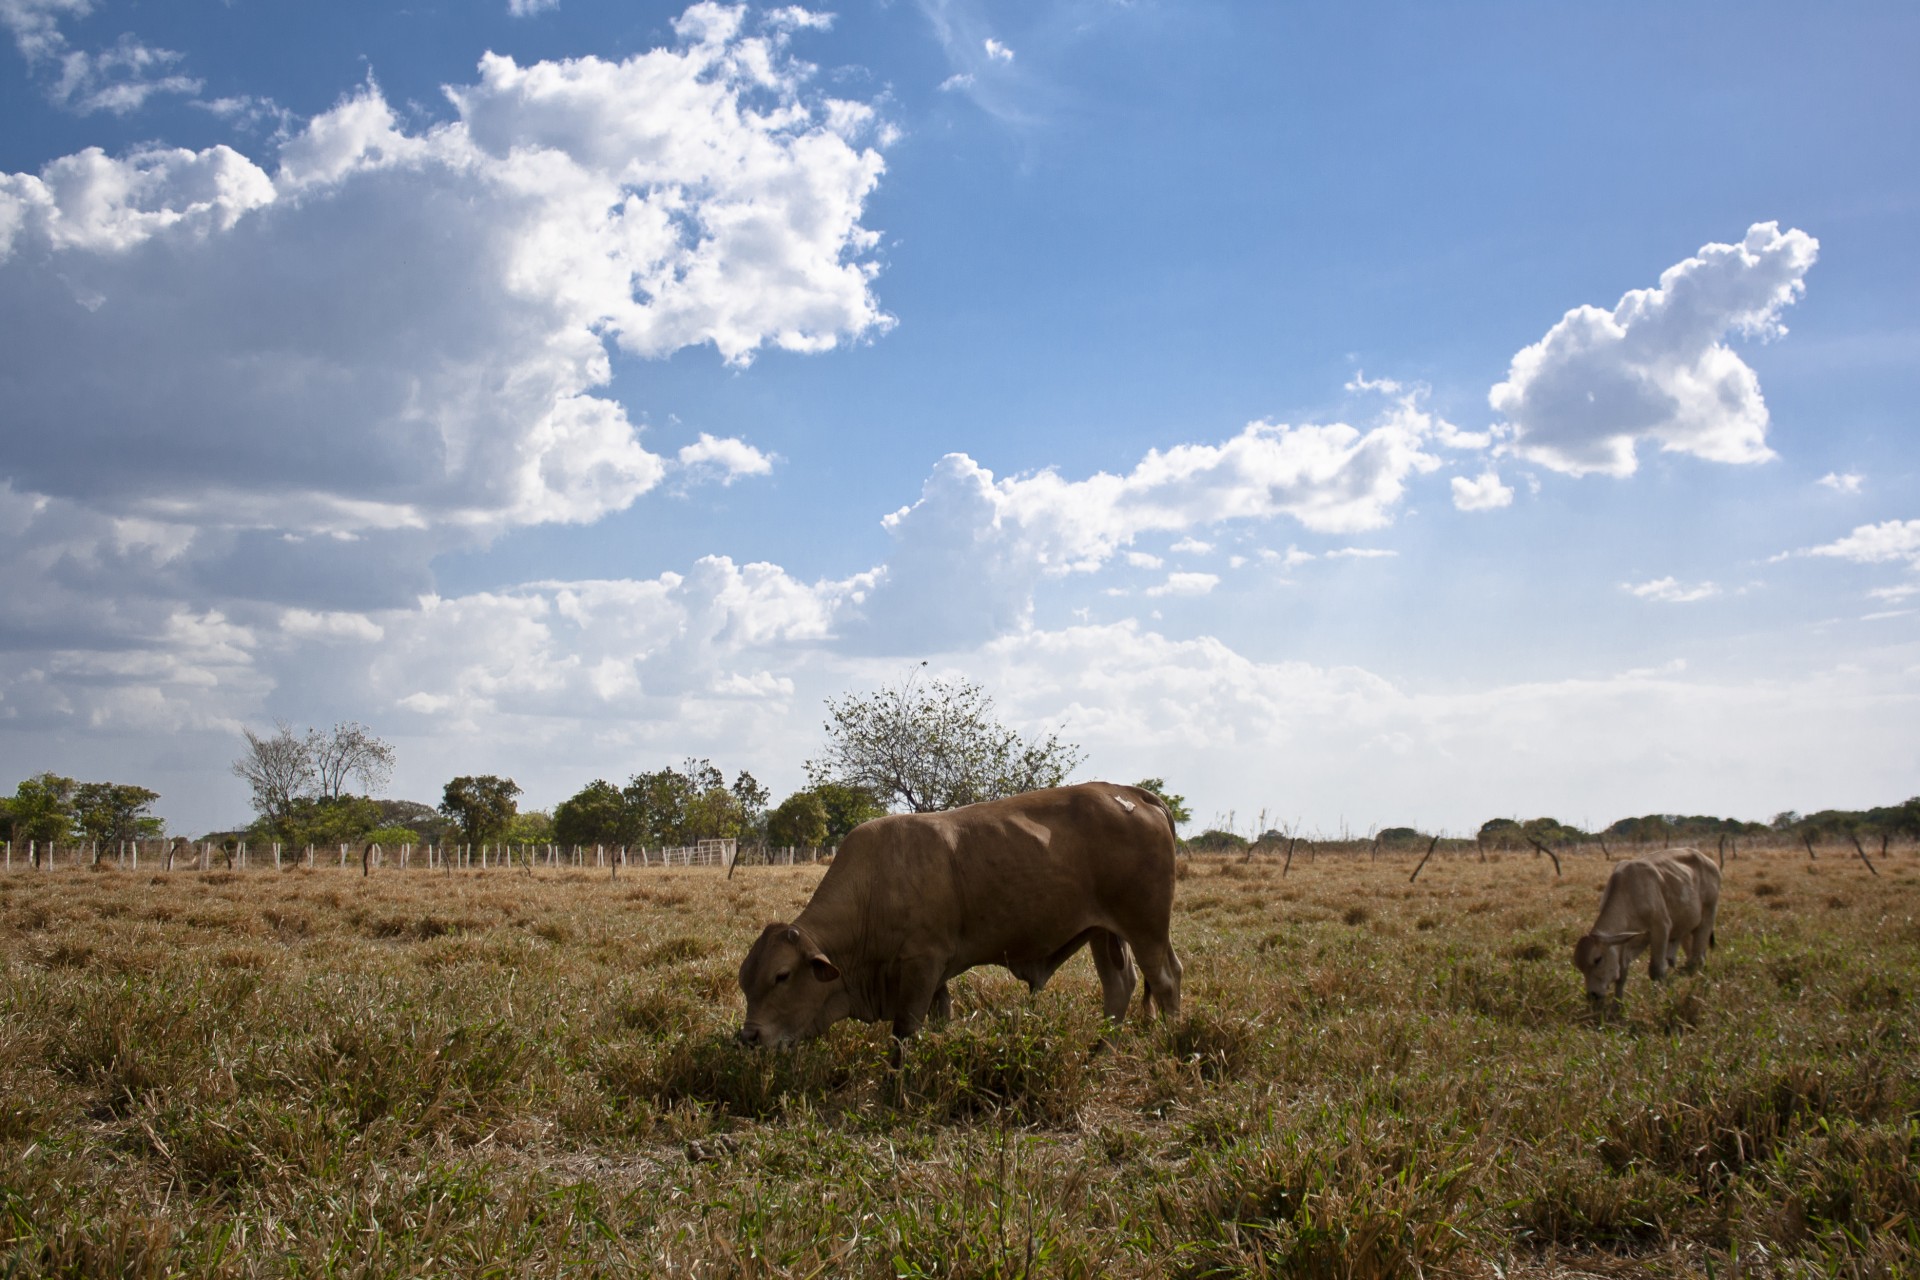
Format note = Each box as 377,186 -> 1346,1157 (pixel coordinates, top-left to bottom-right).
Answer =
0,843 -> 1915,1277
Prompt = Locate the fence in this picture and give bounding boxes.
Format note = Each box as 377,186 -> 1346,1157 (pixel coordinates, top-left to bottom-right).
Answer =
1,838 -> 835,874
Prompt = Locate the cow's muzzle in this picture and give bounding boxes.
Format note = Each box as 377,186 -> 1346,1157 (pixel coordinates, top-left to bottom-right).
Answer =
736,1023 -> 762,1047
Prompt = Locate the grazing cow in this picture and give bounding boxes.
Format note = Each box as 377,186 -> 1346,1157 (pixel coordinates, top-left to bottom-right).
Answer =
736,782 -> 1183,1046
1572,848 -> 1720,1004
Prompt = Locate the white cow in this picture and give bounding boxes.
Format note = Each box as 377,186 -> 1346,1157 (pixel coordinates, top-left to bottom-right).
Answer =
1571,848 -> 1720,1004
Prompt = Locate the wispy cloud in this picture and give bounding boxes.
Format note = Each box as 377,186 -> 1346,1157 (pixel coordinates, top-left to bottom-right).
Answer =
1817,471 -> 1864,494
1623,576 -> 1719,603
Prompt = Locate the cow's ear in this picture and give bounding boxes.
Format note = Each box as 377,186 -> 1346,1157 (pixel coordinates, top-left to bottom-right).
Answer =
810,955 -> 841,983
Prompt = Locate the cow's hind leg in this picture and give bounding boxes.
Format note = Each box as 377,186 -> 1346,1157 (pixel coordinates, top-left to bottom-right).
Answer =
1088,929 -> 1137,1021
1132,937 -> 1183,1019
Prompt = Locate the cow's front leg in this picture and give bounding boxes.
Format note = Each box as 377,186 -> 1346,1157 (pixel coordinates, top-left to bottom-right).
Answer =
930,981 -> 953,1025
1646,923 -> 1673,980
889,958 -> 947,1040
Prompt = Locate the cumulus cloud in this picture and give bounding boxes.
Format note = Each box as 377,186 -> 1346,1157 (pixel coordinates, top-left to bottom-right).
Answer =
0,10 -> 889,546
508,0 -> 559,14
1623,576 -> 1719,603
1450,470 -> 1514,511
1817,472 -> 1864,494
676,433 -> 777,485
1326,547 -> 1396,560
1491,222 -> 1818,477
849,410 -> 1443,648
1801,520 -> 1920,567
0,5 -> 895,761
983,37 -> 1014,62
1144,572 -> 1218,598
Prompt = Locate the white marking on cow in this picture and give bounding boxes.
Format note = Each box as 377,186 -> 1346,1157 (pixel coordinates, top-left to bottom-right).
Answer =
1112,795 -> 1136,812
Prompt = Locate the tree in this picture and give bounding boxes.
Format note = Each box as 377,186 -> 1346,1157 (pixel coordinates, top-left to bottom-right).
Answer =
72,782 -> 161,845
232,722 -> 315,836
554,780 -> 626,847
9,774 -> 76,847
807,782 -> 887,843
1134,779 -> 1192,829
766,792 -> 829,848
507,810 -> 554,845
439,776 -> 521,845
309,722 -> 396,800
232,720 -> 397,839
806,673 -> 1083,813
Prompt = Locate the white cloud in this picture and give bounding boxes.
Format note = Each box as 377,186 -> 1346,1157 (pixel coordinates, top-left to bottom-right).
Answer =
938,72 -> 975,91
1450,470 -> 1514,511
676,433 -> 776,485
1491,222 -> 1818,477
1868,584 -> 1919,602
1124,551 -> 1163,570
1326,547 -> 1397,560
1,1 -> 201,114
0,10 -> 890,551
1623,576 -> 1719,603
1818,472 -> 1864,494
1803,519 -> 1920,567
1144,572 -> 1219,598
983,37 -> 1014,62
1261,545 -> 1316,568
1170,536 -> 1213,555
852,410 -> 1443,648
508,0 -> 559,14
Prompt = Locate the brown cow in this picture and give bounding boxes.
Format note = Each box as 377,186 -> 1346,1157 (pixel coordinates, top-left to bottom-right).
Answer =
1572,848 -> 1720,1004
736,782 -> 1183,1046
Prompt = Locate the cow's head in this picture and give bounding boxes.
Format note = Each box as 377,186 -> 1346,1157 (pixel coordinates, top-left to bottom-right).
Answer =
1571,930 -> 1642,1002
736,922 -> 847,1047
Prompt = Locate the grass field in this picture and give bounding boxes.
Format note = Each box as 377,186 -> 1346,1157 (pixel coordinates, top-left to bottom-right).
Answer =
1,842 -> 1915,1277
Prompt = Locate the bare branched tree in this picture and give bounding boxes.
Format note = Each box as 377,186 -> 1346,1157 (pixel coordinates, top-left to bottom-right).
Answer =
309,722 -> 396,800
232,721 -> 315,834
806,671 -> 1083,813
233,720 -> 396,837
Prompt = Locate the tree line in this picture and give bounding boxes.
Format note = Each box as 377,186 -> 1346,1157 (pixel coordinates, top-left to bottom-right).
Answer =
8,671 -> 1914,857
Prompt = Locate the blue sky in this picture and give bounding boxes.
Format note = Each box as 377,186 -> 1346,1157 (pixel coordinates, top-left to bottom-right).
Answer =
2,0 -> 1916,838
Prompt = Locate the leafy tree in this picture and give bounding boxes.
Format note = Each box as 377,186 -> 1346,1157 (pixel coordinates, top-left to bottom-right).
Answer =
507,810 -> 554,845
279,795 -> 383,847
371,799 -> 448,844
1377,826 -> 1425,843
1187,828 -> 1249,852
9,774 -> 76,846
730,771 -> 771,840
364,826 -> 421,847
807,673 -> 1083,813
72,783 -> 161,845
554,779 -> 626,847
807,782 -> 887,843
766,792 -> 829,848
439,776 -> 521,845
1477,818 -> 1524,849
1133,779 -> 1191,829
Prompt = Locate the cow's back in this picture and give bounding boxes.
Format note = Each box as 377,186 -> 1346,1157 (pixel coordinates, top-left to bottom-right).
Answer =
814,783 -> 1176,968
